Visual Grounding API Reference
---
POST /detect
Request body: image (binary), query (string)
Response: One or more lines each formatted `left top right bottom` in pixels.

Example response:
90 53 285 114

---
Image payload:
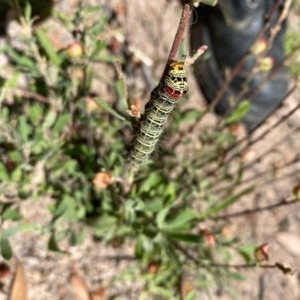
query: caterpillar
130 60 189 170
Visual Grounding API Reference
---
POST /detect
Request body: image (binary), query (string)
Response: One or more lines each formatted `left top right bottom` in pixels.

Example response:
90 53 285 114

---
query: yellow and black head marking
130 60 189 170
163 61 189 99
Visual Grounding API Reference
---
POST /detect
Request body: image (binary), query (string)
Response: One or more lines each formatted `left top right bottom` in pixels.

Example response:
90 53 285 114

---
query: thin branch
167 4 193 62
210 197 298 220
17 88 50 103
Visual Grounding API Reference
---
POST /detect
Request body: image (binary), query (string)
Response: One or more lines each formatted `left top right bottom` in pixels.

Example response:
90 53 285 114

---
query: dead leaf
93 172 113 190
70 273 91 300
200 228 215 247
255 243 270 263
85 96 99 113
276 232 300 257
293 183 300 200
126 99 142 119
9 261 27 300
0 262 10 279
275 263 296 275
147 262 160 275
251 38 267 55
91 285 106 300
241 149 256 162
67 41 83 58
181 280 195 298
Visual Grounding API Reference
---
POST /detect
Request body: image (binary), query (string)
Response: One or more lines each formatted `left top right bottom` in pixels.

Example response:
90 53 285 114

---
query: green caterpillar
130 60 189 170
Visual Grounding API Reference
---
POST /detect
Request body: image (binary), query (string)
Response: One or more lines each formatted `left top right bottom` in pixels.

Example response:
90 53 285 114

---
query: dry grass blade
70 273 91 300
9 260 27 300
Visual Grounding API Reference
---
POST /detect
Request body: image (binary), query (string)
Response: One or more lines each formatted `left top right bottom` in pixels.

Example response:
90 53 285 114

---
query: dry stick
269 0 293 46
17 88 50 104
115 61 129 106
165 4 193 64
211 197 298 221
174 242 290 271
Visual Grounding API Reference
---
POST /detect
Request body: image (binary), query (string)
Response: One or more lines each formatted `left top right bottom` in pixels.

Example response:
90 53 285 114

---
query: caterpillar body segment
130 60 188 170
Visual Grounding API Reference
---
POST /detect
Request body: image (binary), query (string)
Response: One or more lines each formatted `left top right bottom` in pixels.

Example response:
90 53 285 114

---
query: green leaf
18 116 32 141
87 215 117 236
43 110 57 130
194 0 218 7
0 162 9 181
2 224 37 238
0 72 20 102
69 229 86 246
5 47 38 73
199 186 254 220
1 106 9 121
185 290 198 300
94 97 126 121
139 173 164 193
162 209 196 231
90 40 106 58
11 167 22 182
156 207 170 228
35 28 62 67
225 270 246 281
225 100 250 124
238 244 256 264
140 198 163 213
50 203 69 223
48 233 61 252
53 113 71 135
54 195 82 221
24 2 32 22
168 232 203 243
0 236 12 260
178 109 203 125
2 207 22 221
28 104 43 125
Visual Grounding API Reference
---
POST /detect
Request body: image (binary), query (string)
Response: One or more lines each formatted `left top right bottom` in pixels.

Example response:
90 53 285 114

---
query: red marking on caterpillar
164 85 188 99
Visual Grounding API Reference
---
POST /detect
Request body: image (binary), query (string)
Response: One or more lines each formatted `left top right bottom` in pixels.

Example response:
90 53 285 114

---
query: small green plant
0 1 298 298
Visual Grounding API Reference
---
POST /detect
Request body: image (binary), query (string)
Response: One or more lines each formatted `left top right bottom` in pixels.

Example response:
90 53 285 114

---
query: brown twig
210 197 298 220
17 88 50 103
160 3 193 81
167 4 193 62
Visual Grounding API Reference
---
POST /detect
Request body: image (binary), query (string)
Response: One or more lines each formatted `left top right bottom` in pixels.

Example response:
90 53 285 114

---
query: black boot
190 0 289 132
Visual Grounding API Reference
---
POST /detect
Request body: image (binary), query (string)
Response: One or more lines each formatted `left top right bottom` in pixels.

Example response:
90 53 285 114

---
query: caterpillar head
164 61 189 99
